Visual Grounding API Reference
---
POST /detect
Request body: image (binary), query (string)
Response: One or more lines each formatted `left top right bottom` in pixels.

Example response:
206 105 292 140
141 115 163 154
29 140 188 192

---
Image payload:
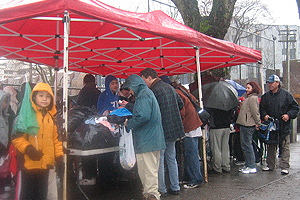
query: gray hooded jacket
0 90 10 148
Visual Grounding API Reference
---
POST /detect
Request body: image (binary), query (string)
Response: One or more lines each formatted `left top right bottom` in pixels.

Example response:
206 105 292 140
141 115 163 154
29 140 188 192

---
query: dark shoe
208 169 222 174
148 195 157 200
160 192 167 198
234 161 245 166
168 189 179 195
222 169 231 173
183 183 201 189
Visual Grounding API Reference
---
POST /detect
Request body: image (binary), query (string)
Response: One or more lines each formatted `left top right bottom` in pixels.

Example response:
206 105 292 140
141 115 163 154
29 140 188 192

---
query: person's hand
264 115 270 121
119 100 128 107
124 119 128 126
282 114 289 122
25 145 43 161
103 110 110 116
255 124 260 130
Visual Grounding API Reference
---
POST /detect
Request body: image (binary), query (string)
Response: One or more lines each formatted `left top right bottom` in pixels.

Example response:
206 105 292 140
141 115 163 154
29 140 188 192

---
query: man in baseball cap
267 74 281 83
260 74 299 175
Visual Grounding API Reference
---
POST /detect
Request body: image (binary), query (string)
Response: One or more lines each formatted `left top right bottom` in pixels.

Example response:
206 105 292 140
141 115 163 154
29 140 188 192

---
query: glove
25 145 43 161
55 156 64 178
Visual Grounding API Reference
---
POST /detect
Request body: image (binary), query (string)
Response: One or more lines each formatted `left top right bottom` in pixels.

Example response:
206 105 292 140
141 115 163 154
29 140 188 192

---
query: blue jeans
158 142 180 193
240 126 256 168
183 137 203 185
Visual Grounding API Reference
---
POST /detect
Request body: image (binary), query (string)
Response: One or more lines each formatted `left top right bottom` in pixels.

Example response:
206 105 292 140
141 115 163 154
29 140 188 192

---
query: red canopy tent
0 0 261 78
0 0 262 195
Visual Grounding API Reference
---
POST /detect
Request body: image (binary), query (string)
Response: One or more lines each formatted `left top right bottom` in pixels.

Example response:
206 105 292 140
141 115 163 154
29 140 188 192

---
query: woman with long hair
236 81 262 174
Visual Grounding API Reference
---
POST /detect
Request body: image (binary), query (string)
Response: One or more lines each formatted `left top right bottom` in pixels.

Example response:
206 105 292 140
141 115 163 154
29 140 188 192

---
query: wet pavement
66 134 300 200
5 134 300 199
168 134 300 200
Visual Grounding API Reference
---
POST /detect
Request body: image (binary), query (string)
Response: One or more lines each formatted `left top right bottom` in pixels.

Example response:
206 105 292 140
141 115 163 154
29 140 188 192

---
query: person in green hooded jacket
123 74 165 200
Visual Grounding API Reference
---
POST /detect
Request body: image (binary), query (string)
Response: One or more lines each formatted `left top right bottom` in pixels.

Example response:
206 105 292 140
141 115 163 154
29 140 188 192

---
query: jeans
158 142 180 193
183 137 203 185
240 126 256 168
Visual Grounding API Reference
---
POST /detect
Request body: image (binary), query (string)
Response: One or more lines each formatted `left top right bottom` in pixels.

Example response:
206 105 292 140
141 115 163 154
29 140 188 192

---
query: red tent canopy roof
0 0 262 78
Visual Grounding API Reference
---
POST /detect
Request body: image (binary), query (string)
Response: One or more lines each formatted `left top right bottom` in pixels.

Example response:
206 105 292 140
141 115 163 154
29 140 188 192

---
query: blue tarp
109 108 132 117
225 80 246 97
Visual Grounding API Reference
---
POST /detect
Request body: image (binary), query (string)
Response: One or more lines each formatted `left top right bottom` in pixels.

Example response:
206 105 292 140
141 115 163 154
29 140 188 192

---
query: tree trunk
172 0 237 39
171 0 201 31
206 0 236 39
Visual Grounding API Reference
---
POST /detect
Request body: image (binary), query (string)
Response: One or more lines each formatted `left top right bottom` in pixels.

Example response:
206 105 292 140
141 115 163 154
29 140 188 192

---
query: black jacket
77 83 101 108
206 107 234 129
260 88 299 138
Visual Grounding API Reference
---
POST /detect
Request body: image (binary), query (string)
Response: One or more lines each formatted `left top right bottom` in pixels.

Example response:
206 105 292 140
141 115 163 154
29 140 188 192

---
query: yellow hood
31 82 56 116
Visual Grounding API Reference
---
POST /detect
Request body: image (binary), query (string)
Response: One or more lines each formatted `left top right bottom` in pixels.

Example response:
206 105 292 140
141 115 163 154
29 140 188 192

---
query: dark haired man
76 74 101 186
140 68 184 196
77 74 101 108
260 74 299 175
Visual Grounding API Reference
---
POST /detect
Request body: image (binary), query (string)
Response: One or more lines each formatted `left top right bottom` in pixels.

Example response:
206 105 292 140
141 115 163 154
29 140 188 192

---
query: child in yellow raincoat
12 82 63 200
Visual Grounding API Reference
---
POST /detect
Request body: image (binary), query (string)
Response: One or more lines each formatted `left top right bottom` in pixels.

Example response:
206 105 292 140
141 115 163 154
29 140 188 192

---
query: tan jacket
236 94 261 127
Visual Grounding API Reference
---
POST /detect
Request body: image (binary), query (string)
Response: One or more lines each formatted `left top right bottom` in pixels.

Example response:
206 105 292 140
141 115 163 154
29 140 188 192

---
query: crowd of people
0 72 299 200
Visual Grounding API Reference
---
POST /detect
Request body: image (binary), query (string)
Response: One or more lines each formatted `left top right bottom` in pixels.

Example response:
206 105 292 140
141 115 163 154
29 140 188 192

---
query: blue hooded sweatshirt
97 75 119 114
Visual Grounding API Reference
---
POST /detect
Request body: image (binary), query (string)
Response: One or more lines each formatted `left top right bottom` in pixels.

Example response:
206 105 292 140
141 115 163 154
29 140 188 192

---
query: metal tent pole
195 48 208 182
259 63 264 94
62 11 70 200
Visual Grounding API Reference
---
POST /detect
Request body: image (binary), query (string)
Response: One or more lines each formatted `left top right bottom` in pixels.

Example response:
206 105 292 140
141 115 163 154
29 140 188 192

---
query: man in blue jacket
141 68 184 197
97 75 119 115
260 74 299 175
123 74 165 200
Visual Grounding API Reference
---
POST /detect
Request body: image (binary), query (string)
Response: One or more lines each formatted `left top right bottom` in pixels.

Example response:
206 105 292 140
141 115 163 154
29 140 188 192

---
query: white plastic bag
119 126 136 170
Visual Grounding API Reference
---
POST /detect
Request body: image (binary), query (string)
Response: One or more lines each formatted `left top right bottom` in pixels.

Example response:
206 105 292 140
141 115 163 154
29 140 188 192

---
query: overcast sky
1 0 299 25
261 0 300 25
100 0 300 26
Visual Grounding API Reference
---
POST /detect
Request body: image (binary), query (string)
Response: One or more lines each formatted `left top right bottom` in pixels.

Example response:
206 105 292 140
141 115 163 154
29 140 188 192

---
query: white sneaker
241 167 257 174
238 166 246 172
4 186 11 192
281 169 289 175
262 166 273 171
183 183 201 189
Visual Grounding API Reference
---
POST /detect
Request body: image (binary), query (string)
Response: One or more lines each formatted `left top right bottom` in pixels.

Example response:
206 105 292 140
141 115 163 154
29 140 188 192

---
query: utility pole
278 26 297 92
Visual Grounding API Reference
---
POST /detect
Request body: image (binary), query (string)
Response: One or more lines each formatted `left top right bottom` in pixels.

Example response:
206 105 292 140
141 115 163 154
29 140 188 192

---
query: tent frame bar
195 48 208 183
62 11 70 200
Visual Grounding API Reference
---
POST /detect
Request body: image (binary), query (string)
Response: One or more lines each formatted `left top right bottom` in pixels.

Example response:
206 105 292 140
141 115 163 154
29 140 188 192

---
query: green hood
122 74 147 96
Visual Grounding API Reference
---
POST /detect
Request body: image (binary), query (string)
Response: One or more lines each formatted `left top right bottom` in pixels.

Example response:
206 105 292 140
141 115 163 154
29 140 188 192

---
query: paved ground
164 134 300 200
66 134 300 200
5 134 300 200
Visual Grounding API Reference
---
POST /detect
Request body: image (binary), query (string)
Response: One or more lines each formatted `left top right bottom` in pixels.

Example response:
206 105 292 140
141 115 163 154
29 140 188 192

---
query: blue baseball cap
267 74 280 83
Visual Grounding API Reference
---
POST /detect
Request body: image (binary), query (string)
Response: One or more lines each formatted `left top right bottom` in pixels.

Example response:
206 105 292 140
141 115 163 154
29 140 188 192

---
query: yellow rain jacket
13 82 63 170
